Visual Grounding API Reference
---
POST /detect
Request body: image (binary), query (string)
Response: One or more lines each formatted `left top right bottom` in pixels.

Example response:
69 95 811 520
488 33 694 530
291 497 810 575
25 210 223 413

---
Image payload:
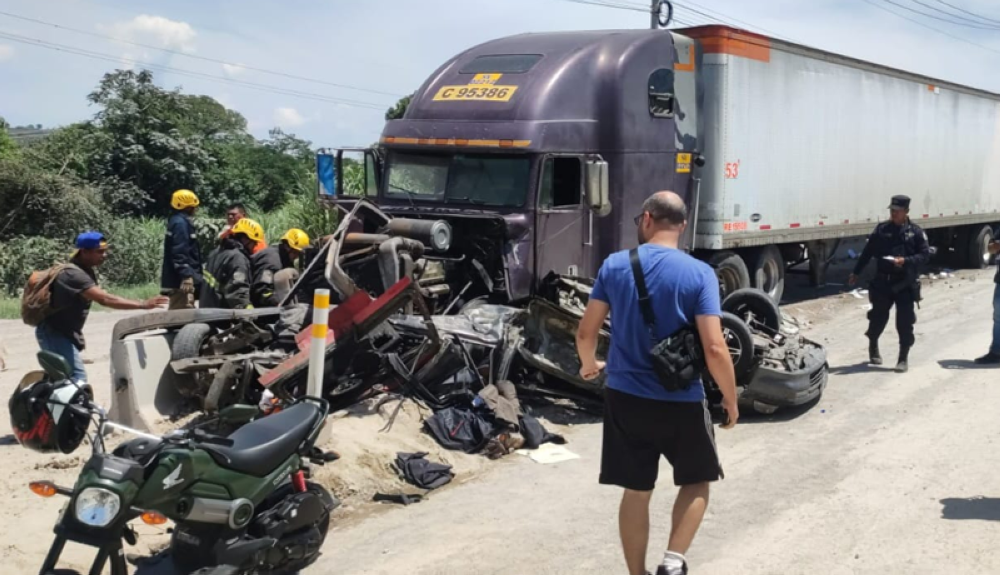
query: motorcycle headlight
75 487 121 527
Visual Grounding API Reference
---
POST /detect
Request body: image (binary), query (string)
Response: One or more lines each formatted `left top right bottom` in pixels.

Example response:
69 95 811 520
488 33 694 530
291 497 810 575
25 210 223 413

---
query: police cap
888 195 910 210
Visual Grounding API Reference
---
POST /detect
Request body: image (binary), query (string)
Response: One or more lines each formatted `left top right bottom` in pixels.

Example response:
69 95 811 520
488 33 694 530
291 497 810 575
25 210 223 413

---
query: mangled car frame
110 199 828 433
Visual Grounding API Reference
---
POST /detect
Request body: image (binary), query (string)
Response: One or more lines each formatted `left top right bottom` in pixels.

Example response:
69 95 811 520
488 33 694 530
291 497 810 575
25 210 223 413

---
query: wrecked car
109 198 824 435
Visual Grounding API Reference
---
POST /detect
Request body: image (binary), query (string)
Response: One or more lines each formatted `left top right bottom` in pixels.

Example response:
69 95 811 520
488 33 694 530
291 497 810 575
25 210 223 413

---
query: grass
0 281 162 320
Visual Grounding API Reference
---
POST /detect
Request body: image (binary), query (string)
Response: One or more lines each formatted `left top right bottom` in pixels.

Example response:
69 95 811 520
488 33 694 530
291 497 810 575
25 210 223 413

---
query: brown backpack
21 264 69 327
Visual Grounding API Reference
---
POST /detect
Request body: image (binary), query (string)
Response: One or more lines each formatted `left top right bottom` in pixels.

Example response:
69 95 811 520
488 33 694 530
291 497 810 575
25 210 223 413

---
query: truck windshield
386 151 530 207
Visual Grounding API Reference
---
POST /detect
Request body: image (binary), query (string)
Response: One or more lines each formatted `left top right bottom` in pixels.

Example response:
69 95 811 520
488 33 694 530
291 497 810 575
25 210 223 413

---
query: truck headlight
75 487 121 527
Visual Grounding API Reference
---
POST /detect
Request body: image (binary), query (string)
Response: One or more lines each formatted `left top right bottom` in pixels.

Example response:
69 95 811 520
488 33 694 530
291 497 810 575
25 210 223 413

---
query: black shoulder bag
629 248 705 392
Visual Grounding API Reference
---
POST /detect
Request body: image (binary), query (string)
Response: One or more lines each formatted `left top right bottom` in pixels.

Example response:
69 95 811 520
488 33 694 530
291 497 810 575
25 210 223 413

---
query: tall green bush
101 218 164 286
0 236 66 296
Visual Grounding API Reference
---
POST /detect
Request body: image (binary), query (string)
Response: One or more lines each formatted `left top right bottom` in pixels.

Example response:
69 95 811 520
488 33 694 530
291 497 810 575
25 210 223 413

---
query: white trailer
684 26 1000 300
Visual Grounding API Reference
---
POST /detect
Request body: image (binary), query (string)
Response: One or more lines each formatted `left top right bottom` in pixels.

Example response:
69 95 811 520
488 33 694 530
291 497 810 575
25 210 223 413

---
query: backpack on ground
21 264 69 327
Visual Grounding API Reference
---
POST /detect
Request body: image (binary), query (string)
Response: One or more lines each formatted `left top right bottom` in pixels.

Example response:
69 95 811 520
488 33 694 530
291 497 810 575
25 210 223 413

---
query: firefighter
220 203 266 254
251 228 311 307
849 195 930 373
200 218 263 309
161 189 203 310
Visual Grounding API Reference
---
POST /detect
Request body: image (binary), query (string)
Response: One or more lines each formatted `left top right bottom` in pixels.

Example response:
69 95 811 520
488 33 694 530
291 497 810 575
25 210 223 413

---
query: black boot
869 340 882 365
895 346 910 373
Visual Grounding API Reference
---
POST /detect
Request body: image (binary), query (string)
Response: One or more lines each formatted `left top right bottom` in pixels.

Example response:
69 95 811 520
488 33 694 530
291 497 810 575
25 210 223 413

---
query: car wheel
171 323 214 397
722 288 782 334
721 311 755 376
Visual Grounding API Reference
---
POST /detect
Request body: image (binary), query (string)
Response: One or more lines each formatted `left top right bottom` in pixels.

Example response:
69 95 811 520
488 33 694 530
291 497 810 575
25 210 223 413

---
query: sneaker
974 352 1000 365
894 360 908 373
656 563 689 575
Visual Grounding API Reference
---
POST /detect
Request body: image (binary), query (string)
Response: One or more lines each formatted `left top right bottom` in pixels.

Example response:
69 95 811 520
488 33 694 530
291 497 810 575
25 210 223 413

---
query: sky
1 0 999 148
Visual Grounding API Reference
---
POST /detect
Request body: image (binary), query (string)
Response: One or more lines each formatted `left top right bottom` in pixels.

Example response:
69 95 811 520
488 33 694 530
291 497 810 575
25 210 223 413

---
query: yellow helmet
170 189 200 210
280 228 310 252
231 218 265 243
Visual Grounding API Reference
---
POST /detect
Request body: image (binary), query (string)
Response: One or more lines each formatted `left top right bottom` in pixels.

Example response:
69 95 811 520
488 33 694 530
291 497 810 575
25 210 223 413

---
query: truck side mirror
585 159 611 216
317 148 381 200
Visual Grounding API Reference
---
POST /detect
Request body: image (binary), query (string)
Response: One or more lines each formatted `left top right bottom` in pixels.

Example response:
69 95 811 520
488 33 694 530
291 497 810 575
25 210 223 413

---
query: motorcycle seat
201 402 322 477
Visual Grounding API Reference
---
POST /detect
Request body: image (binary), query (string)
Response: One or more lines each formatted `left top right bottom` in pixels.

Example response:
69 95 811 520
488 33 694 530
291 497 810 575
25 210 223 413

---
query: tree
203 127 315 213
385 94 413 121
87 70 218 213
0 117 16 160
182 95 247 136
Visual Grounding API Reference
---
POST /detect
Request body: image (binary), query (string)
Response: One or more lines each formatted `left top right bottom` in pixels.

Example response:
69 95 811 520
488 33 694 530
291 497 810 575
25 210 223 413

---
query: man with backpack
575 191 738 575
31 232 168 383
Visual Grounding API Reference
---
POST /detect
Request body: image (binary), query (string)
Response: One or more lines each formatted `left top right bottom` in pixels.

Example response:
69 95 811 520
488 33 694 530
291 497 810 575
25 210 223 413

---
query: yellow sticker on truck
676 153 692 173
433 73 518 102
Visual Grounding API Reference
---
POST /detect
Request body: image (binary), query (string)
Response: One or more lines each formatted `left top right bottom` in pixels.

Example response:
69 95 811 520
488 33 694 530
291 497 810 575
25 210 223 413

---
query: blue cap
75 231 107 250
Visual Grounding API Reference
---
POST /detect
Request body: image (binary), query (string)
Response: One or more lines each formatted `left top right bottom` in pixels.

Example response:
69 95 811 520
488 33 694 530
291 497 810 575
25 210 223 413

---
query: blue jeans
992 283 1000 355
35 324 87 383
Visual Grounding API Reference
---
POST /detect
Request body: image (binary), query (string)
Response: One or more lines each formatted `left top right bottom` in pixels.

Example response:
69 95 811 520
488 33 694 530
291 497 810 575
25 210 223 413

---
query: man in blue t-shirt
576 191 739 575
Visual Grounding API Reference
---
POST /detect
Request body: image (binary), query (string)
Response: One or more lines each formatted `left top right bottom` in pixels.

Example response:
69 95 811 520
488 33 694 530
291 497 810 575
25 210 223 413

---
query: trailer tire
721 311 755 377
171 323 214 397
722 288 782 334
966 225 995 270
707 251 751 300
745 245 785 303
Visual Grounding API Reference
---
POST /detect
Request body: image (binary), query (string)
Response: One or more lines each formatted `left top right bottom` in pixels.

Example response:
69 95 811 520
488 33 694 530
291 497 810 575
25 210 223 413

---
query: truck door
535 155 594 282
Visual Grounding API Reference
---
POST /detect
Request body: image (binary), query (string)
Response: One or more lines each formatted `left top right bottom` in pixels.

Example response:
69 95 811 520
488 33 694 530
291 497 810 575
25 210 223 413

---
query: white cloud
273 107 306 128
0 44 13 62
105 15 197 53
222 63 246 77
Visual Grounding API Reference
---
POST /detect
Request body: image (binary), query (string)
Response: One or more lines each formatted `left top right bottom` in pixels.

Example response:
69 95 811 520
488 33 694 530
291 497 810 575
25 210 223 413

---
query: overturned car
109 200 827 432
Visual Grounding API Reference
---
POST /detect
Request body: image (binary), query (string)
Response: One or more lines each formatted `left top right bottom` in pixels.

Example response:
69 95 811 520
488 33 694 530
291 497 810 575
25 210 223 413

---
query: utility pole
651 1 672 29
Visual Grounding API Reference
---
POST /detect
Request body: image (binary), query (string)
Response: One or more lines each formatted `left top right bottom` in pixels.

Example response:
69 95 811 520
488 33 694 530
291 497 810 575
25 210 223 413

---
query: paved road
313 268 1000 575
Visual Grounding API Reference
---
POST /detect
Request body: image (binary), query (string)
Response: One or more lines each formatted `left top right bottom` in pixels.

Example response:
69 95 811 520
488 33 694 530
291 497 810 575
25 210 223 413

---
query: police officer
849 195 930 373
251 228 310 307
201 218 264 309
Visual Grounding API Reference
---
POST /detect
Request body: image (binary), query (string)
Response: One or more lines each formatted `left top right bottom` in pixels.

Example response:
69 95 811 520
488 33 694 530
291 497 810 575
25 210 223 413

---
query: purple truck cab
322 29 700 308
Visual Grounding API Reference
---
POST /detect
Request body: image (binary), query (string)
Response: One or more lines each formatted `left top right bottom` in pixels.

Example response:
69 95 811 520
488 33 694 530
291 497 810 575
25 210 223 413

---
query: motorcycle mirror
219 404 259 424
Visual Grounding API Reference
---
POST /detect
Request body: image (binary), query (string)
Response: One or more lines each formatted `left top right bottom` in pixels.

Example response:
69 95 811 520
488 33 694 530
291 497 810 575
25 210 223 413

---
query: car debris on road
109 199 829 461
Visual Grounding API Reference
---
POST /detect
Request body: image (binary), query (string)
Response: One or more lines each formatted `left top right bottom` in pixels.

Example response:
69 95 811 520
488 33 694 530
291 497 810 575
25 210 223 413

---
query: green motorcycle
13 351 339 575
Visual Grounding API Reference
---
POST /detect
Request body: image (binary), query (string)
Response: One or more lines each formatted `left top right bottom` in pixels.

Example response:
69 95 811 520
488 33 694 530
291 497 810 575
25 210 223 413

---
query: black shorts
600 387 723 491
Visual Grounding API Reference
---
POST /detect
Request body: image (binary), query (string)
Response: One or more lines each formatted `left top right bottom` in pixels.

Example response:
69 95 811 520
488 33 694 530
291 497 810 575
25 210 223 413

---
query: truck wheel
721 311 755 376
723 288 782 333
171 323 214 397
707 251 751 300
745 245 785 304
966 225 995 269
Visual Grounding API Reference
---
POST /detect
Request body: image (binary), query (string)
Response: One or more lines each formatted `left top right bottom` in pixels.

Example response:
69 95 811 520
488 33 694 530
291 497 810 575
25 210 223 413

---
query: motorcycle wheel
254 481 337 575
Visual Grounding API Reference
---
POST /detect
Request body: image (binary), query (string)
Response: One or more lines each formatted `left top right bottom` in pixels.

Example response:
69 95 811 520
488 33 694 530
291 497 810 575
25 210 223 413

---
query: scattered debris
373 493 424 506
392 452 454 490
517 443 580 464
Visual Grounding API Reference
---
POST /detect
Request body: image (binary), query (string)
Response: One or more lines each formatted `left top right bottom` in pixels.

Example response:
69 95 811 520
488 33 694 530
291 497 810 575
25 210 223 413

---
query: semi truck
318 25 1000 305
